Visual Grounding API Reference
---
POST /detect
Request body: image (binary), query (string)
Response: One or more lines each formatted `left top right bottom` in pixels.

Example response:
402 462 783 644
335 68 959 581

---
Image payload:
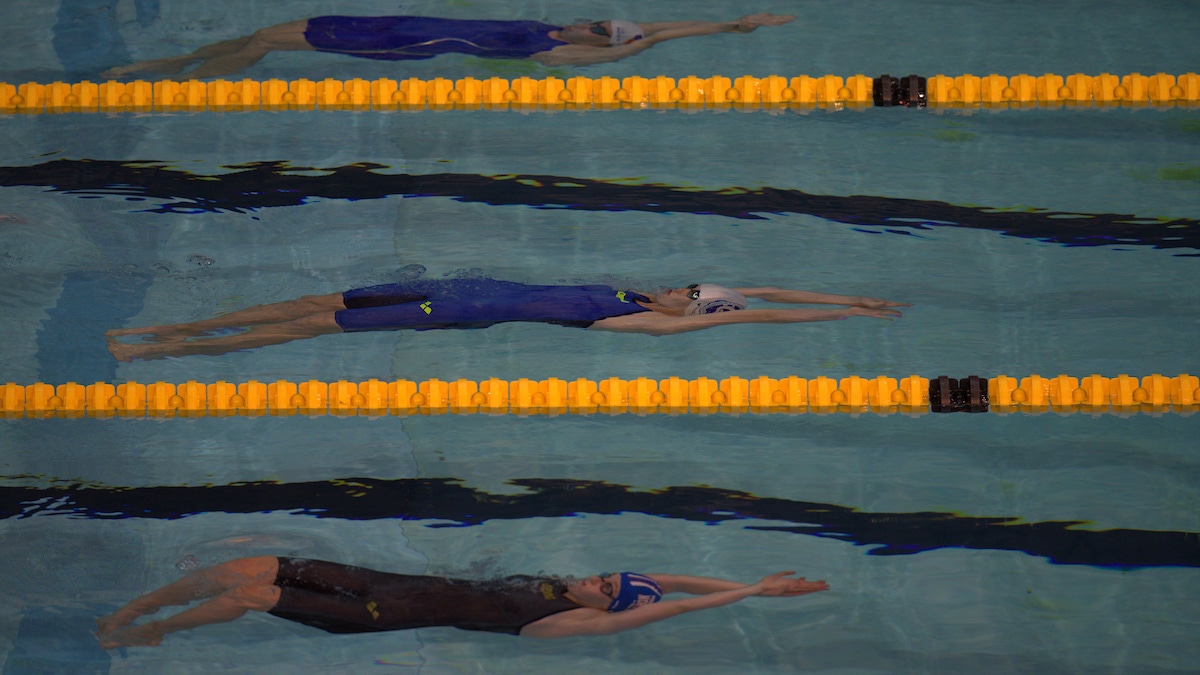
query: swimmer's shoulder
530 40 653 66
589 312 675 334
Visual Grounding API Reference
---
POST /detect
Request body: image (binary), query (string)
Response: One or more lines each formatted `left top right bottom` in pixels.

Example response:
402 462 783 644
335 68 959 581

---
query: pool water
0 1 1197 673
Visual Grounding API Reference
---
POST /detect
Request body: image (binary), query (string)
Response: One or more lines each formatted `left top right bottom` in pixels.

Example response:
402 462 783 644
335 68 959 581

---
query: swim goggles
599 574 616 599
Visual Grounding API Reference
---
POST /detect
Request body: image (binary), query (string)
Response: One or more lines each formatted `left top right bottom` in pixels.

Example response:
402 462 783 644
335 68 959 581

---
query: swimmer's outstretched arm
531 39 656 66
532 13 794 66
648 573 828 597
639 14 796 39
646 574 760 595
521 572 828 638
735 287 911 309
591 306 903 336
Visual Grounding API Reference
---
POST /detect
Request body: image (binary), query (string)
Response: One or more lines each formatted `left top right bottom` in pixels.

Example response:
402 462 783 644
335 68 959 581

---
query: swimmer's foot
106 326 195 342
107 325 249 346
107 337 171 362
848 307 903 320
95 608 144 636
101 57 196 79
107 339 137 362
97 623 164 649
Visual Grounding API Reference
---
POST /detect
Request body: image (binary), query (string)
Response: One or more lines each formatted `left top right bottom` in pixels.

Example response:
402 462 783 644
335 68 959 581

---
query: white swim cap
684 284 747 315
608 20 645 45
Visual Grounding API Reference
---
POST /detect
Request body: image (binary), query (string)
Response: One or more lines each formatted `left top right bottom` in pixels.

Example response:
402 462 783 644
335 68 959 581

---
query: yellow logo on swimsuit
539 582 556 600
420 301 432 314
615 291 628 303
366 601 380 620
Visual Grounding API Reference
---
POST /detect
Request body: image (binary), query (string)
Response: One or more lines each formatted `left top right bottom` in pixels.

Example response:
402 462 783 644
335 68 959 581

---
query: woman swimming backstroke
101 13 795 78
96 556 829 648
106 278 908 361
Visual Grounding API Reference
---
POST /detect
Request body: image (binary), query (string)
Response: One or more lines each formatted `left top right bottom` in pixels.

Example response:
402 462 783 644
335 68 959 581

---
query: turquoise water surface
0 1 1198 673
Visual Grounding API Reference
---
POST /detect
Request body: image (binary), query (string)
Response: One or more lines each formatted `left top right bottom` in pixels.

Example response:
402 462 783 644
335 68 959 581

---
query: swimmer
100 14 795 78
105 278 908 360
96 556 829 648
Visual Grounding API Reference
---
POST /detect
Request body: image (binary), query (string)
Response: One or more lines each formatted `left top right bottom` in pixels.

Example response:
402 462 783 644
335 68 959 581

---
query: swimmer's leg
101 36 254 78
103 19 313 79
185 19 314 78
108 311 343 361
96 556 279 640
106 292 345 342
99 582 280 649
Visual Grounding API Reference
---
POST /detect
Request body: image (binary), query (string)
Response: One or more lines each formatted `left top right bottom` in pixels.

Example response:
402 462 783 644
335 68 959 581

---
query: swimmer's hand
754 572 830 597
844 306 903 320
732 14 796 32
853 297 912 310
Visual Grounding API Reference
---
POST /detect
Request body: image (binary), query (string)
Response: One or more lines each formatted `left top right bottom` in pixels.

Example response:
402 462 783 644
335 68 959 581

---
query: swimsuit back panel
267 558 580 635
335 279 650 332
304 16 564 61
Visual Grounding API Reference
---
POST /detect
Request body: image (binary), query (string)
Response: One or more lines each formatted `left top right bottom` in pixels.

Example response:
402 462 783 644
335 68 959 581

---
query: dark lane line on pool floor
1 159 1197 252
1 476 1195 570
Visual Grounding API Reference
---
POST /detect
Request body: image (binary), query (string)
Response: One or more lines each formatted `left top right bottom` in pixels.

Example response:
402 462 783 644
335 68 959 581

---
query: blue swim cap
607 572 663 612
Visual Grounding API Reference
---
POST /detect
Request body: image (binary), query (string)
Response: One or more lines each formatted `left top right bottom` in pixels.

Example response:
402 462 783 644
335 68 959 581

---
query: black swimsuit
267 558 582 635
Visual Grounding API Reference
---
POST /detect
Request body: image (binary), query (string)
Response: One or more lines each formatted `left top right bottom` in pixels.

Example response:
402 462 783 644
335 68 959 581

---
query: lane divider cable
1 373 1196 418
2 72 1197 114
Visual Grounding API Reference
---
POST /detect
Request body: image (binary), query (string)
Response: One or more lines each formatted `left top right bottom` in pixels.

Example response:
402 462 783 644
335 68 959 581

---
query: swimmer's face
567 573 620 609
648 285 700 315
559 21 613 46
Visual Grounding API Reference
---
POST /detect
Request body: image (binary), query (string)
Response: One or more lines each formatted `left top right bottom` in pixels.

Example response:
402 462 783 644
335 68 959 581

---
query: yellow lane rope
2 72 1198 114
2 374 1196 418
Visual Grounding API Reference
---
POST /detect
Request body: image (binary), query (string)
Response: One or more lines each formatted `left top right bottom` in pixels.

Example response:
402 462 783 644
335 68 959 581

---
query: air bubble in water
397 264 426 280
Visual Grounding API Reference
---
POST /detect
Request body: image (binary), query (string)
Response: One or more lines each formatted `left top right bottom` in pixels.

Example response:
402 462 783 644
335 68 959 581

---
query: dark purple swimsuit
304 16 565 61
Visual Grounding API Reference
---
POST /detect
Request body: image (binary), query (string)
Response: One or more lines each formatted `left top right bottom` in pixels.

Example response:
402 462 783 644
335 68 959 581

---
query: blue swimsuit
304 16 565 61
334 279 651 332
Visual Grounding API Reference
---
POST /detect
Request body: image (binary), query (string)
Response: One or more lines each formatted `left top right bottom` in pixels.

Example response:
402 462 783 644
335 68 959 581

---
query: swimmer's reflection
97 556 828 647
